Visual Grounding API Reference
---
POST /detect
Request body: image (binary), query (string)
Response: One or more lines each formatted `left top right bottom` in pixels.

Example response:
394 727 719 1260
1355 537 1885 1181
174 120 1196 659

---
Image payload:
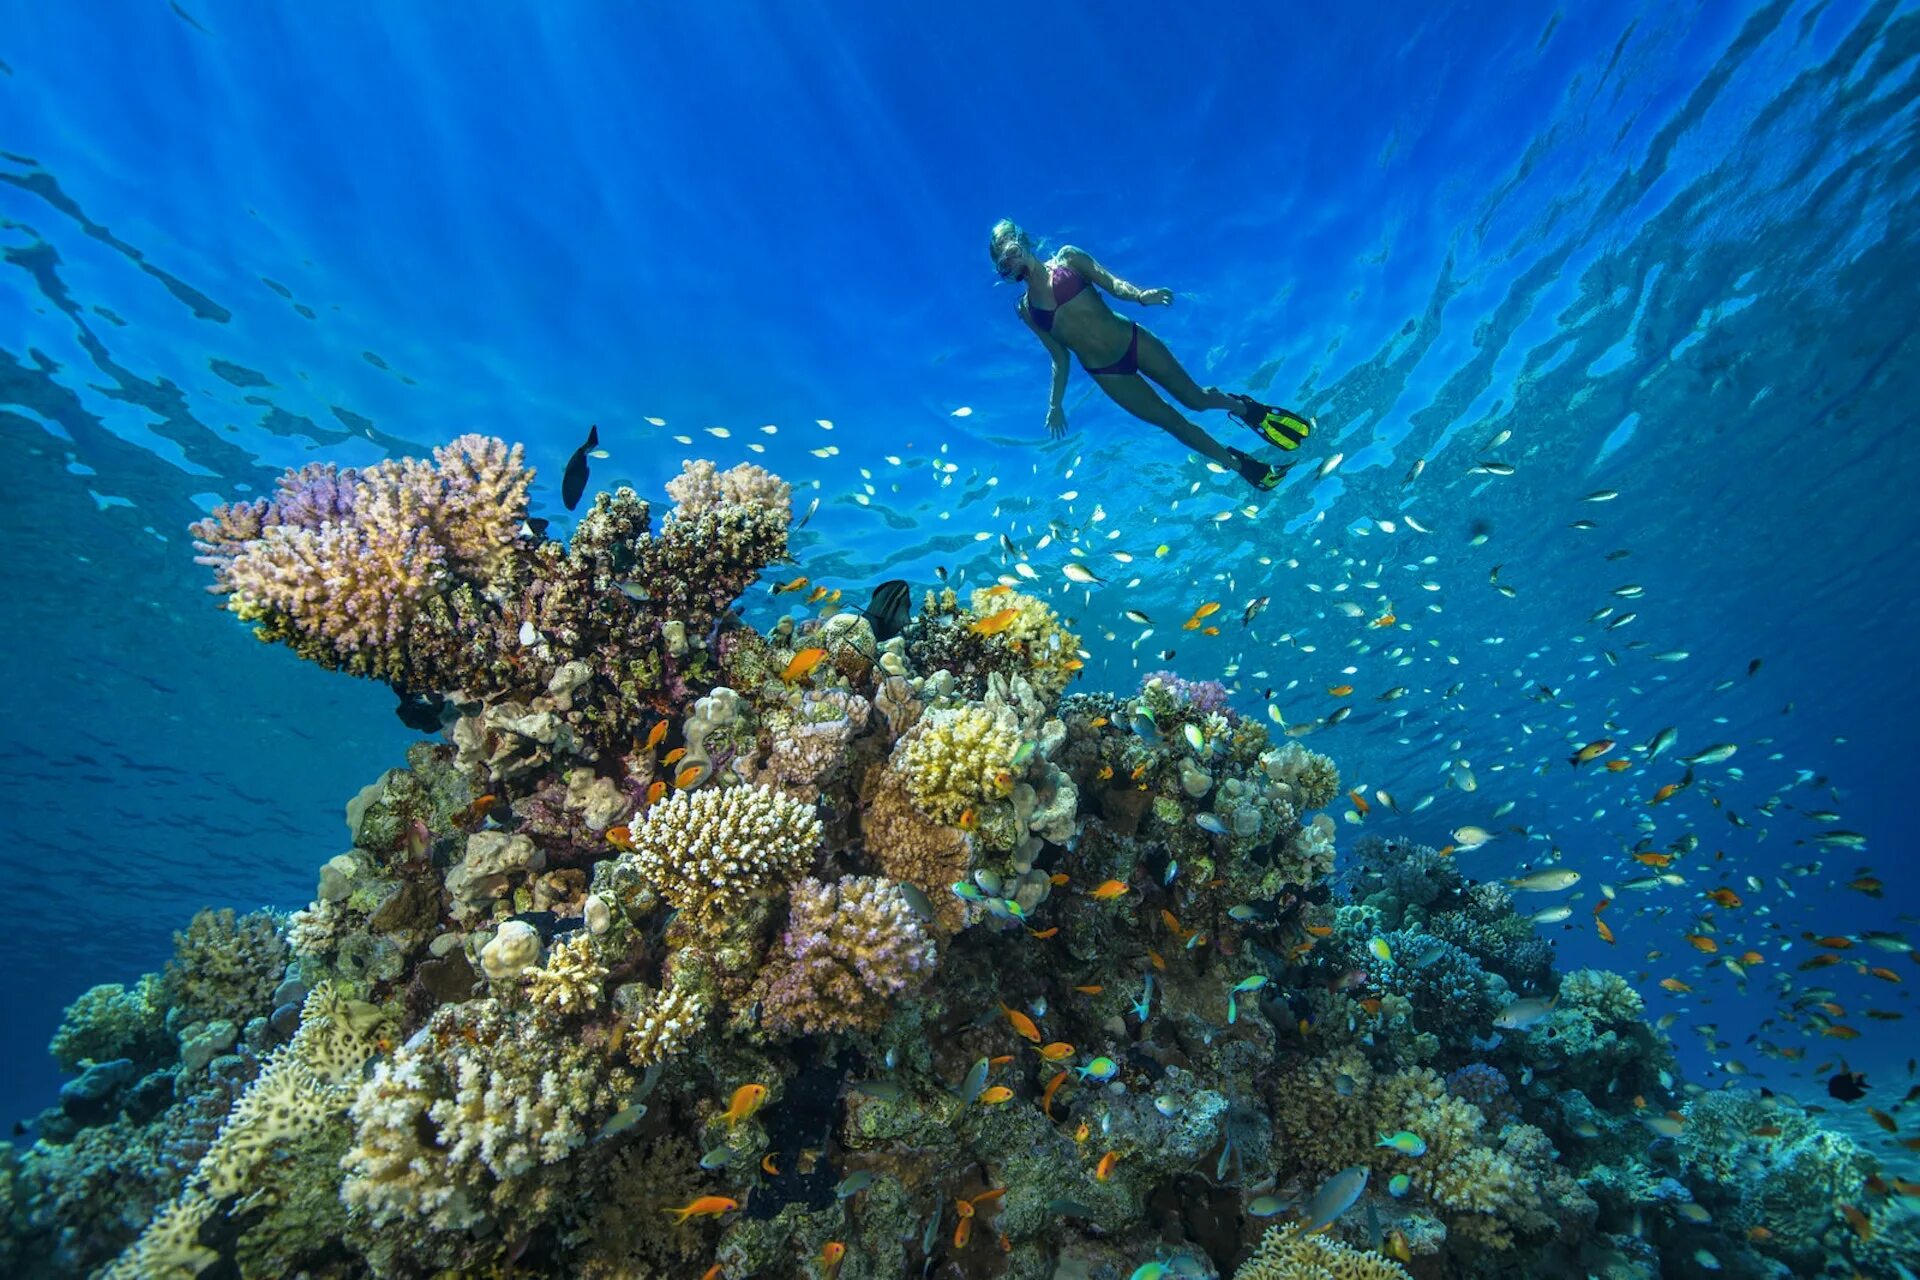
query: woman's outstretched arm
1061 246 1172 306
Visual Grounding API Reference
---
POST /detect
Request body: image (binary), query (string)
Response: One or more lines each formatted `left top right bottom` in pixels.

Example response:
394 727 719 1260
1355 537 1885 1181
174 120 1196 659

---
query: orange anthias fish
971 607 1022 636
1707 888 1743 908
1026 926 1059 940
770 575 808 595
663 746 689 766
1658 977 1692 993
804 585 830 605
663 1196 740 1223
1042 1070 1069 1116
1181 602 1221 630
1649 782 1681 805
720 1083 768 1125
1685 934 1719 954
1632 852 1673 868
645 780 668 806
1327 684 1354 697
1604 758 1633 772
644 719 670 749
977 1086 1015 1105
1349 789 1371 816
1596 918 1616 945
1089 879 1129 900
675 765 707 789
1370 612 1396 628
781 647 829 682
1839 1202 1874 1241
1000 1003 1043 1043
1095 1150 1122 1181
1569 738 1616 767
1037 1042 1075 1061
1073 984 1104 995
1850 876 1884 896
605 825 632 851
818 1241 846 1275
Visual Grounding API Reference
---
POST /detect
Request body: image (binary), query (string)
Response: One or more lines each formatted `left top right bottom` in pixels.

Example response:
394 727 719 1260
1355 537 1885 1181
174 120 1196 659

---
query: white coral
622 783 821 924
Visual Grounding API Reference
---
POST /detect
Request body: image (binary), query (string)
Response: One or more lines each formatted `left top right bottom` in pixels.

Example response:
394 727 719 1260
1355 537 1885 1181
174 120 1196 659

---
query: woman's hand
1138 287 1174 306
1046 405 1069 439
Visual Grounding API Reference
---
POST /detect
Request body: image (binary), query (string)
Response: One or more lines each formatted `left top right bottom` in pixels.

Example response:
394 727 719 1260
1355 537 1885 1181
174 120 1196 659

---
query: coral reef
5 439 1894 1280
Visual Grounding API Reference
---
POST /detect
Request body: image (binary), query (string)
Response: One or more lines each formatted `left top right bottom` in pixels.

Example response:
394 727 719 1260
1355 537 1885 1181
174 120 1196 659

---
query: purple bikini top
1025 263 1088 332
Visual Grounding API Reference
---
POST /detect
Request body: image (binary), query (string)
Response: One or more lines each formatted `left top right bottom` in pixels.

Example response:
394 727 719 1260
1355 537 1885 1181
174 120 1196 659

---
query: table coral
755 876 936 1034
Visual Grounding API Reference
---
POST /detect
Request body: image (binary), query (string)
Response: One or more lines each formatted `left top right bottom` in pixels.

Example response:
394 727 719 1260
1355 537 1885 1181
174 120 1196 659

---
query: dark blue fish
562 423 598 510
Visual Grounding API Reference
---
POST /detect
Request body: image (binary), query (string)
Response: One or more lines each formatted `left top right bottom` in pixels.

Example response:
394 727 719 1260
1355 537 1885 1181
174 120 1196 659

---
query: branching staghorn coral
755 876 937 1034
618 783 822 928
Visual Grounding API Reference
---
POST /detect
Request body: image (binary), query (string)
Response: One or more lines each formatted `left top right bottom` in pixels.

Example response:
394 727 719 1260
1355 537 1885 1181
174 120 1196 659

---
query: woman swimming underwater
990 218 1311 491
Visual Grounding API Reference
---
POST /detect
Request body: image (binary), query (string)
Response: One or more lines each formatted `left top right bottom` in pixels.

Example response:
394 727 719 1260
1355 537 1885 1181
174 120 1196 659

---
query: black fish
860 579 912 642
522 516 551 539
1828 1070 1868 1102
395 690 450 734
562 423 598 511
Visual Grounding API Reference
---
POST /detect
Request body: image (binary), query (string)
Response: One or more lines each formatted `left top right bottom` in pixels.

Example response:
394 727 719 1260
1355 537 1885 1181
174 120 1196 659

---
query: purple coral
190 435 531 651
1142 670 1232 716
758 876 935 1035
1446 1062 1519 1130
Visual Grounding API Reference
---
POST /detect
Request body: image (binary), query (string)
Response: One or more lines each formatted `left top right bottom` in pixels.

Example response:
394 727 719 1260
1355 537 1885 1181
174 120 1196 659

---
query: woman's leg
1134 329 1239 412
1091 372 1237 467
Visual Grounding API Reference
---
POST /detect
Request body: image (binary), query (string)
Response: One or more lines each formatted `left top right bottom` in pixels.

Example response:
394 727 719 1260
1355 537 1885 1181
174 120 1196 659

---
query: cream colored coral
526 934 609 1014
665 458 792 521
895 705 1023 825
622 783 822 925
965 587 1082 702
1235 1223 1413 1279
100 984 389 1279
626 977 708 1067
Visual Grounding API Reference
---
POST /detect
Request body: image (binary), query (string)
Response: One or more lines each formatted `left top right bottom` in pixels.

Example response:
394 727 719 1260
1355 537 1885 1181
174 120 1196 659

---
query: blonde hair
988 218 1036 263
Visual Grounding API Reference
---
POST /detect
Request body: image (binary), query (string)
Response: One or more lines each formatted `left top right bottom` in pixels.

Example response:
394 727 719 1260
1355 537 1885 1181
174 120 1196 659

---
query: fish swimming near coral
1300 1166 1369 1233
662 1195 739 1223
562 423 597 510
858 578 912 641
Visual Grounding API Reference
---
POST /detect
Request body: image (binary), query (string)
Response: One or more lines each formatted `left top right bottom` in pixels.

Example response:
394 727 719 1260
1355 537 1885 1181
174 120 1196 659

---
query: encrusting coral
7 437 1895 1280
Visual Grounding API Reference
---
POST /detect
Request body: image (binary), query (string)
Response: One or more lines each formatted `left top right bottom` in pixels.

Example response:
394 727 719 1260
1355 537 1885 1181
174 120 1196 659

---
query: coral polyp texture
6 439 1906 1280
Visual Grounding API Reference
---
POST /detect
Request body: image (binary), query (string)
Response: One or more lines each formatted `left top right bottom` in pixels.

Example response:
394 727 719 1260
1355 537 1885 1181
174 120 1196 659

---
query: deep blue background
3 0 1916 1140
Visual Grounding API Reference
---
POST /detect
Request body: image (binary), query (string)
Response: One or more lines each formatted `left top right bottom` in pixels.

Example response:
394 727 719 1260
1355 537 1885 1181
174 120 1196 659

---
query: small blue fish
1163 858 1180 886
1227 903 1264 922
1388 1173 1411 1197
897 882 937 923
982 897 1027 921
1131 711 1160 742
1247 1195 1288 1217
1195 812 1229 835
1367 936 1392 964
1128 1265 1169 1280
1231 975 1269 994
1076 1056 1120 1082
1130 974 1154 1023
1011 740 1037 767
1376 1130 1427 1157
950 881 985 903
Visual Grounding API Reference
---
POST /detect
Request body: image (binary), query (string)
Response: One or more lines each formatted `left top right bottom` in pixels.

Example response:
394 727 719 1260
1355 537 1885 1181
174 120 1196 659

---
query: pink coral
191 436 531 652
756 876 935 1035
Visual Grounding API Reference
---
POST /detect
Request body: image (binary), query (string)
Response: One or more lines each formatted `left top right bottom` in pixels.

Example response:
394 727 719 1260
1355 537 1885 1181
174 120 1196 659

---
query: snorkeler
989 219 1312 491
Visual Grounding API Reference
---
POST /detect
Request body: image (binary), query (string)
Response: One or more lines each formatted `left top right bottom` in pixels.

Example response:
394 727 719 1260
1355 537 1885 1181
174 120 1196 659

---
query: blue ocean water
2 0 1916 1263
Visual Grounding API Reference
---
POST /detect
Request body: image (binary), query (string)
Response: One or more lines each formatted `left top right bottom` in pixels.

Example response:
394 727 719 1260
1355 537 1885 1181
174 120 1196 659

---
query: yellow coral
1234 1223 1413 1279
622 783 822 926
625 975 708 1067
526 934 609 1014
966 587 1082 702
896 705 1023 826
